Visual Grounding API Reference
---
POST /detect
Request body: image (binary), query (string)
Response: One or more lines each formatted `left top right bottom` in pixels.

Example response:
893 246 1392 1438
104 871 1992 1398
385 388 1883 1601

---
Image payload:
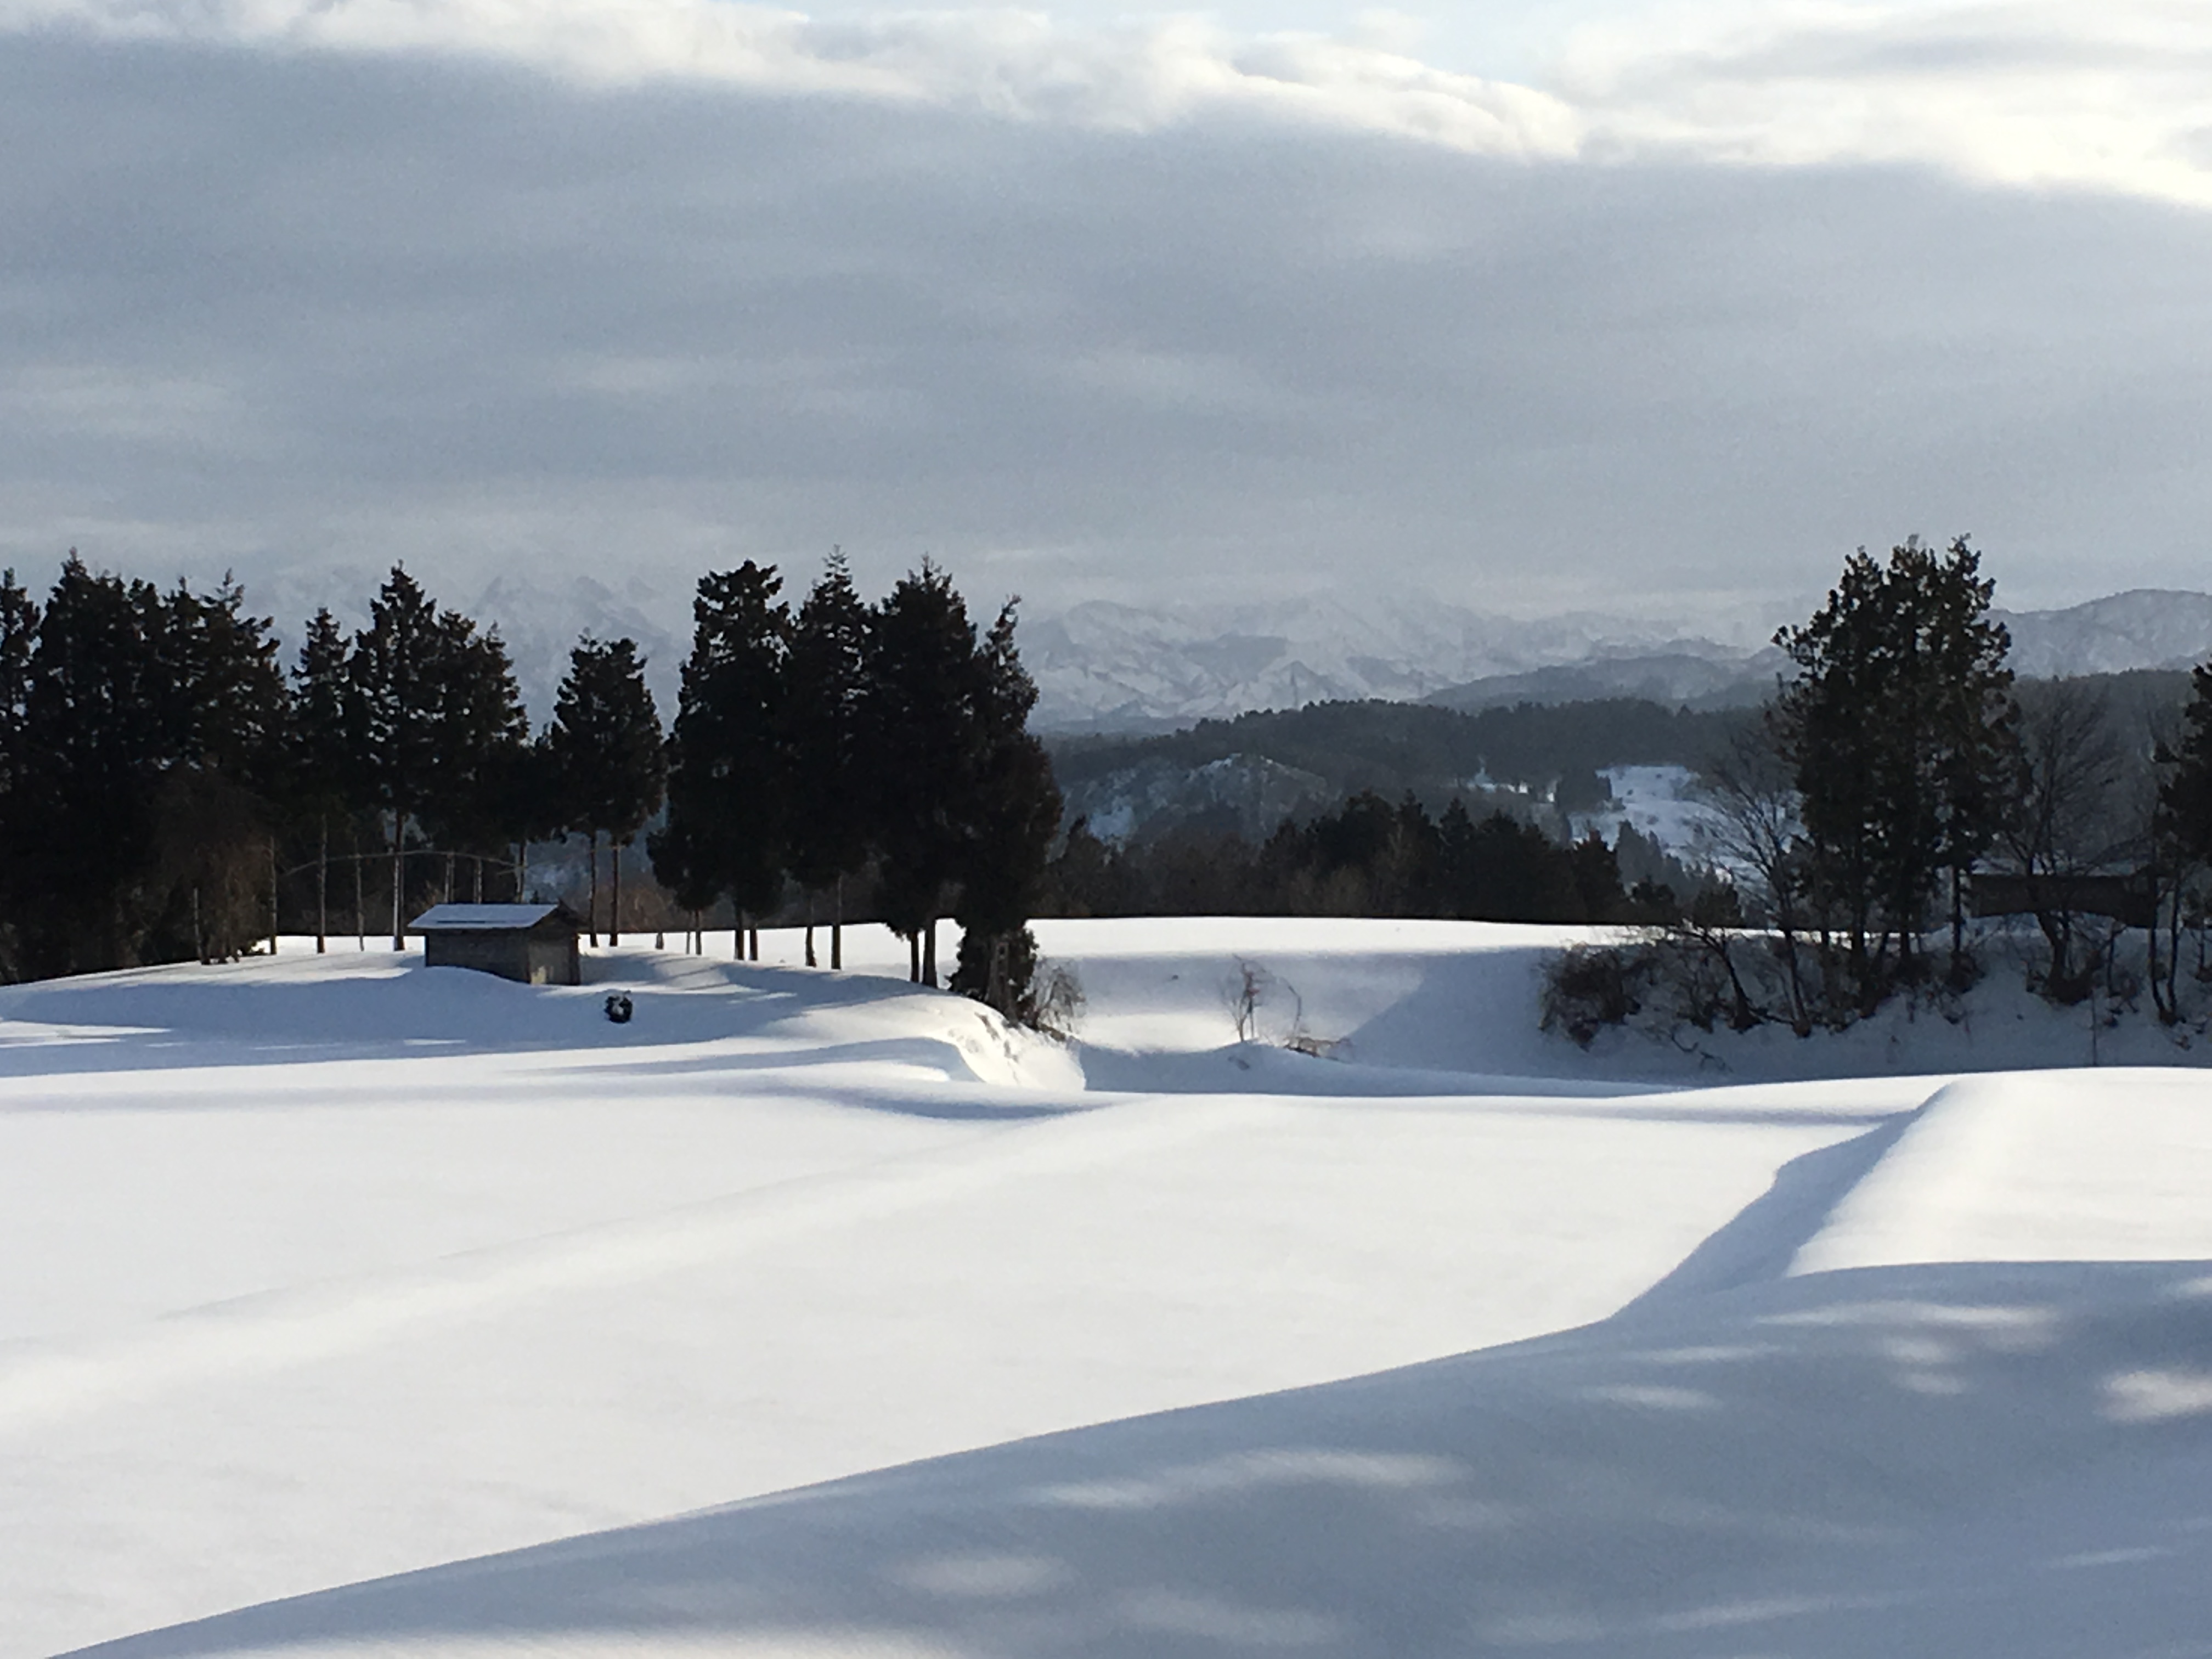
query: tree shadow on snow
0 962 986 1083
72 1259 2212 1659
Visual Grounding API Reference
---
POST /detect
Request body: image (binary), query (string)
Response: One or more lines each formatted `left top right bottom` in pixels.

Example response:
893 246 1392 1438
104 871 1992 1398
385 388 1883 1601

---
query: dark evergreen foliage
348 567 529 944
1040 788 1703 926
862 562 980 985
0 556 289 976
650 563 790 947
1771 537 2017 997
781 555 871 966
949 600 1063 1017
548 636 665 944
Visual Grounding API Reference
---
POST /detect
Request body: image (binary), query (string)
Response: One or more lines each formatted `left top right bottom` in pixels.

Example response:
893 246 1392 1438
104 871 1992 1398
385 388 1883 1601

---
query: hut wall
424 930 580 985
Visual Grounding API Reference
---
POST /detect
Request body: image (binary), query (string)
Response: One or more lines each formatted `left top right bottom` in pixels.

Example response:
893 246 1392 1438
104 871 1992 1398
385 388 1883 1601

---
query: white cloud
0 0 1582 154
6 0 2211 207
1562 0 2212 207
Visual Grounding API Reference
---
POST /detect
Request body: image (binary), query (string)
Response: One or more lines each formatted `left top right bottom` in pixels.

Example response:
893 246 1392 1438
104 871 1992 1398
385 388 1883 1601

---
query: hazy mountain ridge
1993 589 2212 679
1024 591 1782 731
1032 586 2212 730
232 568 2212 735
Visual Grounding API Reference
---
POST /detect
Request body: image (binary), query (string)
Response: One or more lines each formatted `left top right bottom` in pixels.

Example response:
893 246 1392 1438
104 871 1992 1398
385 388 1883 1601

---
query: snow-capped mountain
234 564 2212 735
1021 589 1785 731
1028 587 2212 730
246 564 688 723
1994 590 2212 679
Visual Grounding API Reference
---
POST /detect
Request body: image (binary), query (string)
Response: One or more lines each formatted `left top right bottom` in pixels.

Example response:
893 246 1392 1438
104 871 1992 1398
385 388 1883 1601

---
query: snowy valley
3 920 2208 1657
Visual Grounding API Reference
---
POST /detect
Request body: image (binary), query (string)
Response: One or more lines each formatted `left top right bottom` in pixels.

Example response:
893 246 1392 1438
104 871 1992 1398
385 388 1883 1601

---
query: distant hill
1054 667 2205 847
1995 590 2212 679
1423 650 1786 714
1049 698 1758 843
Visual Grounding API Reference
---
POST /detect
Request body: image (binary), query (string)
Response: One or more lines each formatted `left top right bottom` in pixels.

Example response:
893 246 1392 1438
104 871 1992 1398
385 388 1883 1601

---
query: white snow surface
4 918 2209 1657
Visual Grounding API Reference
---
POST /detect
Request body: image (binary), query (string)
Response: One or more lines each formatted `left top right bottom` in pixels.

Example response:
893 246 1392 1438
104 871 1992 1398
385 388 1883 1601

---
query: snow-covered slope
6 920 2210 1657
1996 588 2212 679
1023 592 1778 731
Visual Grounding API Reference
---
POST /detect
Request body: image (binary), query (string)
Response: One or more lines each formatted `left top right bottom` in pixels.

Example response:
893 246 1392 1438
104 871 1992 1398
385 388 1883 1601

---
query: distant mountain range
241 569 2212 735
1030 588 2212 730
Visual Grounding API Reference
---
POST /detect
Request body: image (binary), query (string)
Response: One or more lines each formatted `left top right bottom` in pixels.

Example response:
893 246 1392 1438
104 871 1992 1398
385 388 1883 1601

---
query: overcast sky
3 0 2209 627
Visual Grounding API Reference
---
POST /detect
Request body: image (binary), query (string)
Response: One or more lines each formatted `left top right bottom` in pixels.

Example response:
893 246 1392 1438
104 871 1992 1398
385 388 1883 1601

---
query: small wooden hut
413 902 583 985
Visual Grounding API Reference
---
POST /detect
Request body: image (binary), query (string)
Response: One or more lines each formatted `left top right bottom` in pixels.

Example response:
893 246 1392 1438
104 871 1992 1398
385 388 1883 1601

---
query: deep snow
1 918 2207 1657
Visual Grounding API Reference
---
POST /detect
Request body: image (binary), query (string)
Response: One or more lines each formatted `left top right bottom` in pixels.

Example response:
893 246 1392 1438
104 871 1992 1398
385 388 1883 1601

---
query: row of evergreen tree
0 555 1060 1016
1045 793 1701 926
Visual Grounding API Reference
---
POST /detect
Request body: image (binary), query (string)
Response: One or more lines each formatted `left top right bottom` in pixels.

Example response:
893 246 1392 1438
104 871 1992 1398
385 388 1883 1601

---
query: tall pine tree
949 599 1062 1018
782 554 871 968
349 567 528 945
863 562 978 985
548 636 665 945
1773 537 2016 998
651 563 788 956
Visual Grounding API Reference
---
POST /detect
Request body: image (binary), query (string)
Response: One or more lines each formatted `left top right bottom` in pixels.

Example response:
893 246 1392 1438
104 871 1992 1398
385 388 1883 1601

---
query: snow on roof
410 903 569 933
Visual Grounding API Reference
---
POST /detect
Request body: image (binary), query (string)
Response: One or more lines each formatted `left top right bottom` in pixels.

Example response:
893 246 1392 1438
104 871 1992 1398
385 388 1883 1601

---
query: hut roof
411 903 574 934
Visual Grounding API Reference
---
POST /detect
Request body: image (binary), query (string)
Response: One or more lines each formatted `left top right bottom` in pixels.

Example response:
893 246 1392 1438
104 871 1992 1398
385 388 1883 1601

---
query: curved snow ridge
0 949 1085 1092
1790 1069 2212 1276
66 1260 2212 1659
0 1095 1265 1435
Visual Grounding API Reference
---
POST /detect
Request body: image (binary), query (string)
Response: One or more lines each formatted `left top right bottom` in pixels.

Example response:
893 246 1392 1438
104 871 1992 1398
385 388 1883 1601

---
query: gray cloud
1 31 2209 633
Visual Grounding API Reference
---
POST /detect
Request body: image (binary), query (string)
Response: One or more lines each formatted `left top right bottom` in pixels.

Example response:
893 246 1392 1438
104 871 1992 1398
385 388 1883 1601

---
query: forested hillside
1049 697 1755 809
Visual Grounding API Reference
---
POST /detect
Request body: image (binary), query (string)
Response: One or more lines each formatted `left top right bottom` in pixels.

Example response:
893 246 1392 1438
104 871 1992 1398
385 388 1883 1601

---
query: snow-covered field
4 919 2210 1657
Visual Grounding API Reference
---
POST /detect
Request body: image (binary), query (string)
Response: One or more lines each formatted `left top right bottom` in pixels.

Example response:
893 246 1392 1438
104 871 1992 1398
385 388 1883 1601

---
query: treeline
1045 791 1703 925
647 557 1058 1017
0 554 1059 1020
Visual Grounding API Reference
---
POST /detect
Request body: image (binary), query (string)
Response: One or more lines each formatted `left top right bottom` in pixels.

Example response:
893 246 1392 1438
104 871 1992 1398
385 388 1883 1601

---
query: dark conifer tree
1773 537 2016 995
149 574 291 960
290 609 358 951
949 599 1061 1017
349 568 443 945
417 608 529 906
782 555 871 969
0 558 288 974
548 636 665 945
349 567 529 945
651 563 788 957
0 571 39 978
863 562 978 985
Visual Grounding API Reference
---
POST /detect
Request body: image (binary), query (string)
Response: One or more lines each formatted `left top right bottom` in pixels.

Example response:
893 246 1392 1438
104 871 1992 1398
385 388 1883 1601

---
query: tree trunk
390 815 406 950
922 917 936 987
611 842 622 947
749 926 759 962
444 850 455 906
269 838 280 957
316 817 328 955
805 892 816 968
736 911 746 958
472 855 483 904
354 838 365 952
588 832 600 946
832 876 843 971
908 930 919 982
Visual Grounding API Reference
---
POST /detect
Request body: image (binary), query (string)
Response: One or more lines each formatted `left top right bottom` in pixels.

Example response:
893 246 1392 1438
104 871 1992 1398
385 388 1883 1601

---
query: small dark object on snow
603 992 634 1024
